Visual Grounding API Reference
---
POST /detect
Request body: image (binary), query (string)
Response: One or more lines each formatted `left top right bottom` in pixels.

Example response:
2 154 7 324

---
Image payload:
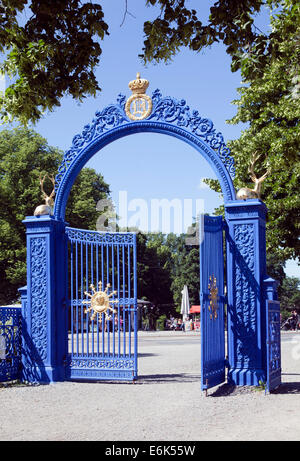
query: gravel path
0 331 299 441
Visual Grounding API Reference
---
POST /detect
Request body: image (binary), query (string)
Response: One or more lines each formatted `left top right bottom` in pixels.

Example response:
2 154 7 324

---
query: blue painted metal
200 215 226 391
53 90 236 221
20 91 276 389
0 306 22 382
65 227 138 381
22 216 67 383
225 200 269 386
266 300 281 392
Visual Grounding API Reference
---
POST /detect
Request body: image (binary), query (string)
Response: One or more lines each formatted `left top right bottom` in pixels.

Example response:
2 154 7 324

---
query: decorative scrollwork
69 357 134 370
55 96 128 192
233 223 257 365
54 88 235 193
0 307 22 381
149 89 235 179
66 227 135 245
150 89 190 125
30 237 48 361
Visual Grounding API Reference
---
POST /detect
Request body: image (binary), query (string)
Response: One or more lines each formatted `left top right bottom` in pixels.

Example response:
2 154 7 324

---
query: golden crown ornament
125 72 152 121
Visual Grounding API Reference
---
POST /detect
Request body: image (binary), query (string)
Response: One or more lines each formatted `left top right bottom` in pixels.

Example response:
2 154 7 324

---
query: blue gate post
22 215 67 383
225 199 270 386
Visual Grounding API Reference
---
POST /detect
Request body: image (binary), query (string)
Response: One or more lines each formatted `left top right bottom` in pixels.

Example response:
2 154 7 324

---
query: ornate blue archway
20 83 280 391
53 89 236 220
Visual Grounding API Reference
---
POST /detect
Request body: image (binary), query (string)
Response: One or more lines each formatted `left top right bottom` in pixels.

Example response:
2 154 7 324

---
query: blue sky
3 1 299 277
35 0 246 217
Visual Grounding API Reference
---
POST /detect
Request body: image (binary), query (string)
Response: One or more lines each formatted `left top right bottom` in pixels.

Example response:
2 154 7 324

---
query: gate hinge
220 294 227 304
200 292 204 305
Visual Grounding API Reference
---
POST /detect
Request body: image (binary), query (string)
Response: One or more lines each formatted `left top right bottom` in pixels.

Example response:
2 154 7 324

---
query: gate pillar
22 215 67 383
225 199 269 386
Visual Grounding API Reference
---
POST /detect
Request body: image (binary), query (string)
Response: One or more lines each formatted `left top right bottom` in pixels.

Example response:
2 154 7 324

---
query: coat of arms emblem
125 72 152 121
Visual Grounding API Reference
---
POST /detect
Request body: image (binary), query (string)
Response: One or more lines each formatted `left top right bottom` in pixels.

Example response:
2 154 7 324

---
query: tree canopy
206 0 300 262
0 127 110 303
0 0 109 124
0 0 288 125
142 0 266 68
280 277 300 312
0 0 298 307
134 230 200 322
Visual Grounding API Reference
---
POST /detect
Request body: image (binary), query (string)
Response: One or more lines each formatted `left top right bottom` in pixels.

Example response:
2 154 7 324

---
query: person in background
291 310 299 331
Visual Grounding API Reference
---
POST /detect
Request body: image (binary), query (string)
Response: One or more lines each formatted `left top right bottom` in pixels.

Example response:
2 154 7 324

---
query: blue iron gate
0 306 22 382
66 227 138 381
200 215 226 391
266 300 281 392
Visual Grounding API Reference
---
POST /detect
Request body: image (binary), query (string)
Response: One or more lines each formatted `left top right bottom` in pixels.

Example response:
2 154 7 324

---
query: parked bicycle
281 311 300 331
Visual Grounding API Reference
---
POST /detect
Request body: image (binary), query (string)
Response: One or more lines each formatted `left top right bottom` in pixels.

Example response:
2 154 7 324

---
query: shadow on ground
138 353 158 357
137 373 200 384
208 377 300 397
272 381 300 394
208 383 253 397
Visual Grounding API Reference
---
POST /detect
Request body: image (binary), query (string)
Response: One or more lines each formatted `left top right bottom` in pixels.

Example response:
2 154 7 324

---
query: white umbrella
180 285 190 323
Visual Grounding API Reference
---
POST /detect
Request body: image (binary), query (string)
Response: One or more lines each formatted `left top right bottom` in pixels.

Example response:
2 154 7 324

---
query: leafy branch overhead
0 0 293 125
142 0 264 68
207 1 300 261
141 0 299 92
0 127 110 304
0 0 109 124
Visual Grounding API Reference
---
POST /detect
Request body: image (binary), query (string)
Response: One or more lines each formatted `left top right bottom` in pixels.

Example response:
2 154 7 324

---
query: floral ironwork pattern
233 224 257 365
266 301 281 391
0 307 22 382
66 227 135 245
69 357 134 369
150 89 235 178
55 89 235 192
30 236 48 361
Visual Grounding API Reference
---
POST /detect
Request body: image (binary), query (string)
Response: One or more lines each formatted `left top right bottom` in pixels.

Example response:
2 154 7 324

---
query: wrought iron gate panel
200 215 226 391
0 306 22 382
266 300 281 392
66 227 137 381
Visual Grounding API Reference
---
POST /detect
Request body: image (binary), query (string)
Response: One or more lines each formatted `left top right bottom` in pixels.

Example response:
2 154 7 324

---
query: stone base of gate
21 364 65 384
227 368 266 387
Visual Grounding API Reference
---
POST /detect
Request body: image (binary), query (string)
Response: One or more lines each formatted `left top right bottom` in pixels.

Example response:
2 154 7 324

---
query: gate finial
236 152 270 200
34 174 55 216
128 72 149 94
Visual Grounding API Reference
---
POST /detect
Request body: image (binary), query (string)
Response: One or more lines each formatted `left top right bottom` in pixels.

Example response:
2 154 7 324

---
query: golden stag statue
236 153 270 200
34 174 55 216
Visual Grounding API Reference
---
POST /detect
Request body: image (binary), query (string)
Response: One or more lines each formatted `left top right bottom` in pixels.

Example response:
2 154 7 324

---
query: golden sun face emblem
82 282 118 321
